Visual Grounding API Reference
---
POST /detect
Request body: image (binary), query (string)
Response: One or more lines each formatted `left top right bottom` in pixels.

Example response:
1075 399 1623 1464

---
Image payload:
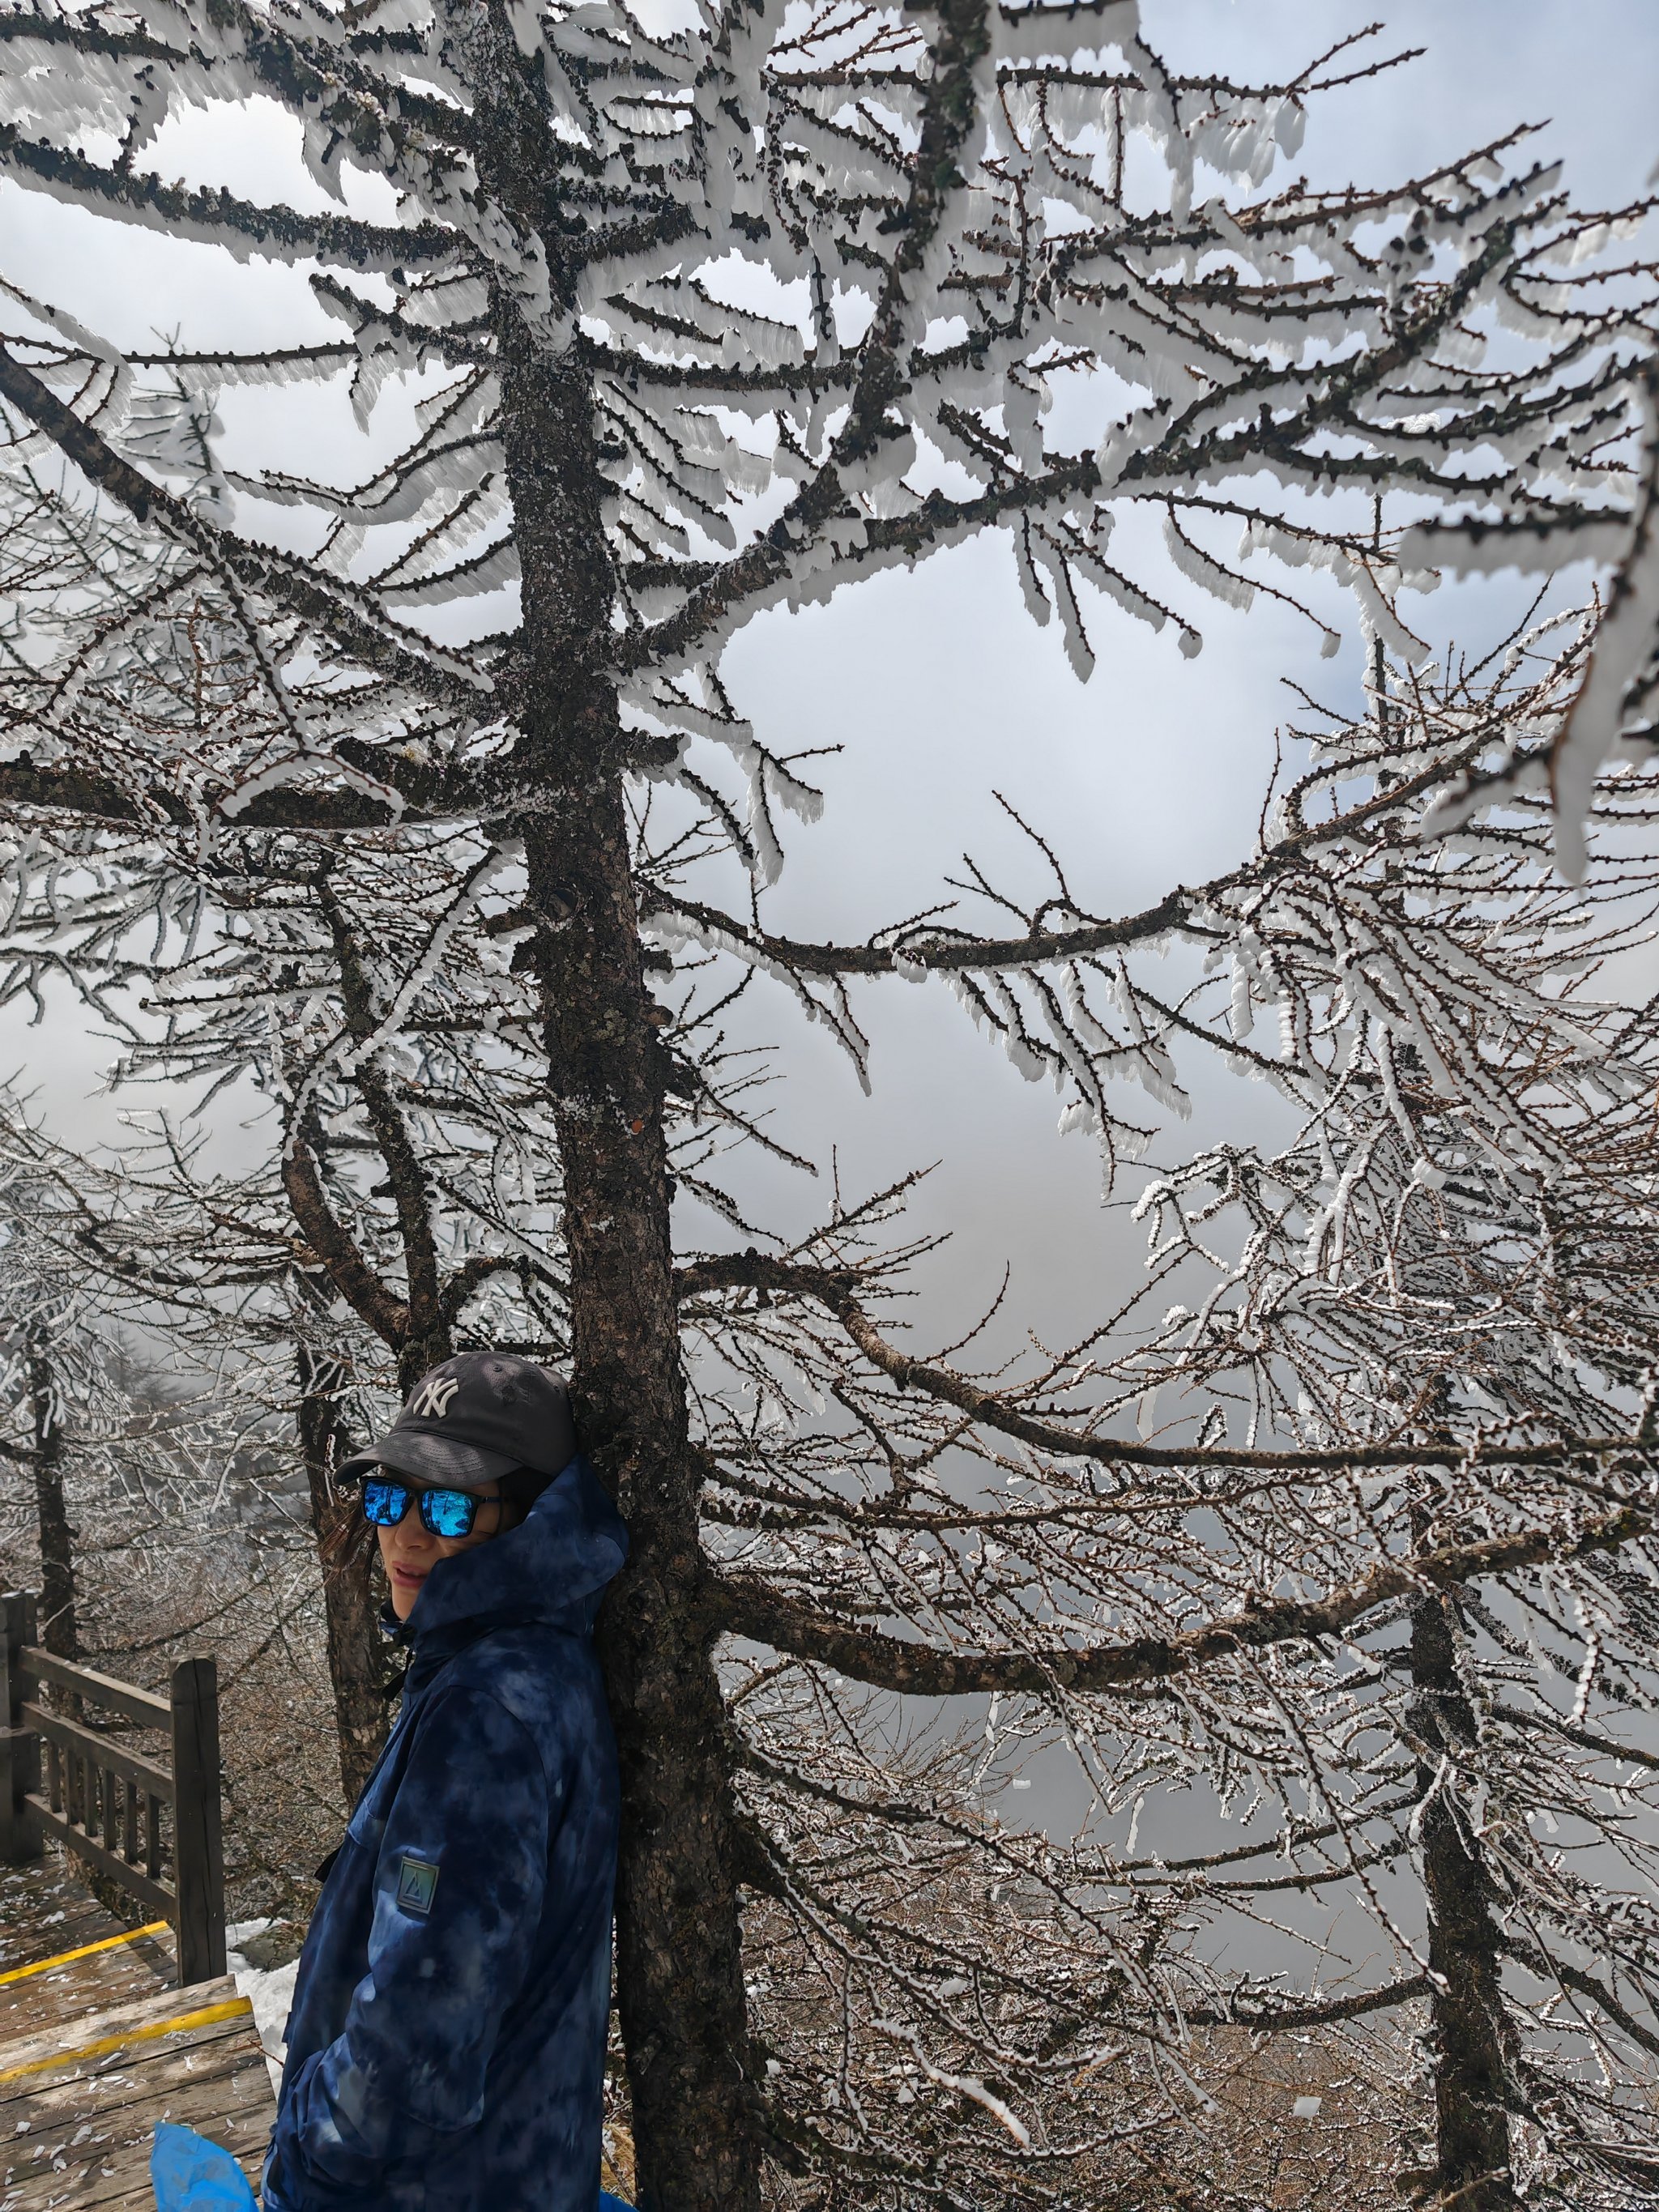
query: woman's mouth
391 1563 427 1590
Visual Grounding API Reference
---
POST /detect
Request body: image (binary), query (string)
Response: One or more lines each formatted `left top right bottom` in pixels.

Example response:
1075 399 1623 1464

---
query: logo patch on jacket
394 1855 440 1916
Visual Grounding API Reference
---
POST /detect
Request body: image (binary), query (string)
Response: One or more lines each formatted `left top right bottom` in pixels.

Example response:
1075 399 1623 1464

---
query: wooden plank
12 2099 269 2212
1 2090 269 2212
0 1854 173 2048
0 1930 173 2046
0 2011 268 2139
15 1658 168 1733
0 2037 271 2210
22 1808 173 1924
0 2003 262 2132
0 1926 170 1994
0 1735 39 1877
0 1995 251 2101
0 1976 273 2212
167 1664 223 1987
0 1864 128 1977
0 1907 113 1980
0 1975 247 2095
0 1601 42 1869
0 2031 267 2165
15 1722 168 1814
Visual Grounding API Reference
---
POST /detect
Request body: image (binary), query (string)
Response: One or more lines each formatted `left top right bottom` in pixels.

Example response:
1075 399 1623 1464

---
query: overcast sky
2 0 1655 1362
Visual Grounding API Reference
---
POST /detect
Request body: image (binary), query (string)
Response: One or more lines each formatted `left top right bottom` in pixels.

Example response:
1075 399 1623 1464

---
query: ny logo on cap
409 1374 461 1420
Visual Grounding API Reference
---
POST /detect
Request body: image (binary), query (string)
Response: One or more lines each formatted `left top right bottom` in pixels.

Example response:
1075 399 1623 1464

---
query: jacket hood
405 1453 627 1645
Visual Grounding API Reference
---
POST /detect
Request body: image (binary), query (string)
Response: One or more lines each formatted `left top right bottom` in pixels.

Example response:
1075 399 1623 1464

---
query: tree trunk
27 1337 75 1660
297 1344 388 1808
1410 1592 1516 2210
499 322 759 2212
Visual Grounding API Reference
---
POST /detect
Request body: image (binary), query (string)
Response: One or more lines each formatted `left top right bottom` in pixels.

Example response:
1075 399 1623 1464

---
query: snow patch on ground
226 1919 299 2093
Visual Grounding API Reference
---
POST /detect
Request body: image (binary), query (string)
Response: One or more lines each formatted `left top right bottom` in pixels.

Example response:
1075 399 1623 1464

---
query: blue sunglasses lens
360 1478 480 1538
362 1479 410 1528
420 1489 478 1539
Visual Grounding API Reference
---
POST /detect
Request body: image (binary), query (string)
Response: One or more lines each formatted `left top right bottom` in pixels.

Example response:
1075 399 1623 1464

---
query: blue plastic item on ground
151 2122 258 2212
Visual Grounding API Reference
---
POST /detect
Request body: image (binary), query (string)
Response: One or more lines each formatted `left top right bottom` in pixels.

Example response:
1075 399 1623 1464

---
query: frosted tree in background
0 461 582 1788
2 0 1658 2205
0 1116 245 1661
684 610 1659 2212
0 1144 114 1657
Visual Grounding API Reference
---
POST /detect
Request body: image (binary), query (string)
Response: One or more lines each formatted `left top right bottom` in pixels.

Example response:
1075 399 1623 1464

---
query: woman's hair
318 1483 379 1588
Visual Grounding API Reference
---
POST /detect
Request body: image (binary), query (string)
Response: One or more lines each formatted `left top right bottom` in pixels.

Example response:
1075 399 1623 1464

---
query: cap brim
337 1430 519 1493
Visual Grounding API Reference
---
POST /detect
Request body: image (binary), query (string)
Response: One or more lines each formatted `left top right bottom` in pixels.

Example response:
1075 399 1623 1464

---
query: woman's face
377 1481 512 1620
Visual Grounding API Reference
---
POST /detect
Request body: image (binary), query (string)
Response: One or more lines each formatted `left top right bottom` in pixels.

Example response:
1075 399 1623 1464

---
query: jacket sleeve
263 1686 550 2210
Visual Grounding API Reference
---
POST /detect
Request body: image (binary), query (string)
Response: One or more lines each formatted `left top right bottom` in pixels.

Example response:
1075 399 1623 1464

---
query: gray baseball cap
339 1352 577 1494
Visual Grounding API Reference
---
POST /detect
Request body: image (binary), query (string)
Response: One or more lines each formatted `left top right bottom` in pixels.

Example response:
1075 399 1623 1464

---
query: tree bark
27 1337 76 1660
1410 1592 1516 2211
499 319 759 2212
296 1343 388 1808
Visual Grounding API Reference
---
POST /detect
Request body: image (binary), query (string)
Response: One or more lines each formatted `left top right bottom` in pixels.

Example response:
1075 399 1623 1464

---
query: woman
262 1352 629 2212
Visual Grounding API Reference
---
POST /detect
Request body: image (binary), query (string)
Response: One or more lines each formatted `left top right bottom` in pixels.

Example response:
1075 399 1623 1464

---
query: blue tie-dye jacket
262 1455 628 2212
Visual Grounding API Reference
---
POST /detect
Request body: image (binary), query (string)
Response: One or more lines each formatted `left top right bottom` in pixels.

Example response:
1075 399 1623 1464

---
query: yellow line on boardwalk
0 1920 171 1988
0 1997 251 2085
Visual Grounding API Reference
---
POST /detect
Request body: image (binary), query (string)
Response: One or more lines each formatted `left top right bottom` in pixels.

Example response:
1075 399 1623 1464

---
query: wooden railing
0 1591 225 1987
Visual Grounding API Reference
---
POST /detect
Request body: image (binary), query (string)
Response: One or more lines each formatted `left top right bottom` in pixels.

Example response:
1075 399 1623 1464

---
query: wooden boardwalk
0 1860 273 2210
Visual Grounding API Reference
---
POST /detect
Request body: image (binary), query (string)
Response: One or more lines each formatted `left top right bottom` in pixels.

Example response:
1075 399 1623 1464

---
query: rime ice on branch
0 0 1650 868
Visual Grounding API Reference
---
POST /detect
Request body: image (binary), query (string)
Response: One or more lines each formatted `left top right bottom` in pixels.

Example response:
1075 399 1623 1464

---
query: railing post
0 1593 41 1865
169 1656 225 1987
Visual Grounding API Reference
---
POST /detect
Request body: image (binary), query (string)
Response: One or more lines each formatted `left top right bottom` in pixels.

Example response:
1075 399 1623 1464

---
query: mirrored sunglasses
361 1476 486 1540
